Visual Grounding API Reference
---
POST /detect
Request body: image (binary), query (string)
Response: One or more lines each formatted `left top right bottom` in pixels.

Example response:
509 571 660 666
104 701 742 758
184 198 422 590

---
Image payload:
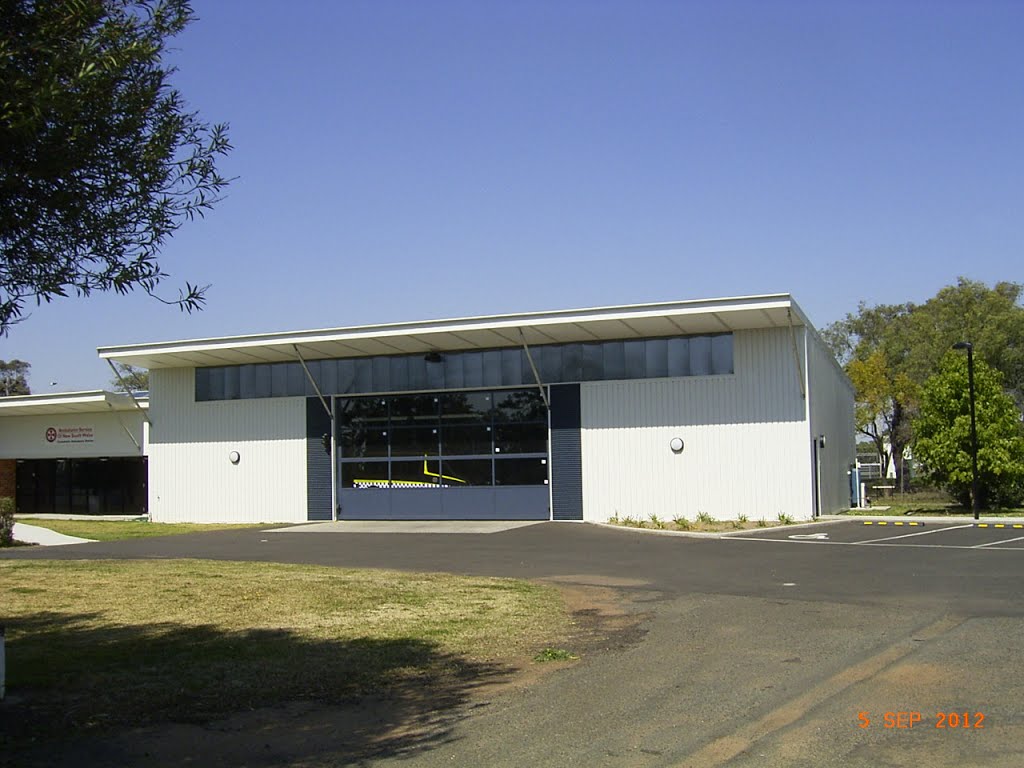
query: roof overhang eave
97 294 801 369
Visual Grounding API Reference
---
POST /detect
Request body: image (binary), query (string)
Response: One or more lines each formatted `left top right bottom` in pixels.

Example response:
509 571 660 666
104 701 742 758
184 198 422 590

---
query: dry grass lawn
1 559 570 738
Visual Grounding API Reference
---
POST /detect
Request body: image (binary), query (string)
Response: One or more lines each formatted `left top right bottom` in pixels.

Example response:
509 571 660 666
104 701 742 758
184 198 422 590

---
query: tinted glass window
441 425 492 456
341 461 390 489
441 392 492 423
667 338 690 377
580 343 603 381
391 459 441 489
440 459 492 487
340 425 388 458
645 339 668 378
603 341 625 380
391 394 439 424
389 426 439 457
196 333 734 400
689 336 711 376
623 340 646 378
494 423 547 454
712 334 733 373
494 390 546 422
495 457 548 486
339 397 388 425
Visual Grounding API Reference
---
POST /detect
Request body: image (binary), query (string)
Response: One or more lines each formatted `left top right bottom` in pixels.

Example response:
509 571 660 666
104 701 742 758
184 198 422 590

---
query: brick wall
0 459 15 499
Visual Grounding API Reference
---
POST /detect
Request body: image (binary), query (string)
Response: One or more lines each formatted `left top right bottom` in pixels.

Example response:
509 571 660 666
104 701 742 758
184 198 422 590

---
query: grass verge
15 518 265 541
842 503 1024 517
0 559 570 737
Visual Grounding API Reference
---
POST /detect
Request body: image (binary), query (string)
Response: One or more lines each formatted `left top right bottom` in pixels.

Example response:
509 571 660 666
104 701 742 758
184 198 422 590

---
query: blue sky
5 0 1022 391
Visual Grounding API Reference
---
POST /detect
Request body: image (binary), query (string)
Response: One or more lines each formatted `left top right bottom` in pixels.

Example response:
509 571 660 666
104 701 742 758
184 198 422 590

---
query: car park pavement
4 519 1024 767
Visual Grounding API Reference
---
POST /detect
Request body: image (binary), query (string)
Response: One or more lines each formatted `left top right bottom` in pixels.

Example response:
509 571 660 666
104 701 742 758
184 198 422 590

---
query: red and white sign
45 426 94 444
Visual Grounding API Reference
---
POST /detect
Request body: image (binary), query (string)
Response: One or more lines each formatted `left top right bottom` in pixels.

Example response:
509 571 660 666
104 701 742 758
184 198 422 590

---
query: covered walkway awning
0 390 148 417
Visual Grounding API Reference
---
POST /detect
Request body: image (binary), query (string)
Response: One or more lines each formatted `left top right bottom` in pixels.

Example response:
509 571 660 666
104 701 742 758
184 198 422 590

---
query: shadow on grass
1 611 512 767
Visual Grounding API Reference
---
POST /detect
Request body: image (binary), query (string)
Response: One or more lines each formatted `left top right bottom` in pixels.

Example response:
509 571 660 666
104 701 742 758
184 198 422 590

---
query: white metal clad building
93 294 854 524
0 391 149 516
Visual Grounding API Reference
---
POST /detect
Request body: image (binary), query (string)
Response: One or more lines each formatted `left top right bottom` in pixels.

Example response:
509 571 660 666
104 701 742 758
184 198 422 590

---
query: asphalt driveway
4 520 1023 767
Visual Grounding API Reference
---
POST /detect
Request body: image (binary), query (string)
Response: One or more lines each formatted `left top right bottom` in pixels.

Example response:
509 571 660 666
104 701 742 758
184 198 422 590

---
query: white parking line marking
727 537 1024 551
972 534 1024 549
854 524 974 544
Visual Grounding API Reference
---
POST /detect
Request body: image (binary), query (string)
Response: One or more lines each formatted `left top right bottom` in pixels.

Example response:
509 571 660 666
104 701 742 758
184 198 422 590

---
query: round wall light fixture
669 437 684 453
228 450 241 465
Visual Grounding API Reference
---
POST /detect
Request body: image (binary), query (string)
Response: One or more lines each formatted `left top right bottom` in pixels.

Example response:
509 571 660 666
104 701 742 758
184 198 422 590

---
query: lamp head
952 341 972 351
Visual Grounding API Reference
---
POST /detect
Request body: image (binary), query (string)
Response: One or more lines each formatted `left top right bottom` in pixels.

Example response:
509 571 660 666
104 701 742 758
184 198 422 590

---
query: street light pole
953 341 979 520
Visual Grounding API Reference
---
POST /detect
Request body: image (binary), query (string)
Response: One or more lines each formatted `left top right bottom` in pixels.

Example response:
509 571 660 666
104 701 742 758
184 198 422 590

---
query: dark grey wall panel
550 384 583 520
306 398 333 521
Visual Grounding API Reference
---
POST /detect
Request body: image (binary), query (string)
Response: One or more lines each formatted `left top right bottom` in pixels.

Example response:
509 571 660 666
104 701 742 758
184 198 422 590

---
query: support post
519 329 549 409
104 360 152 424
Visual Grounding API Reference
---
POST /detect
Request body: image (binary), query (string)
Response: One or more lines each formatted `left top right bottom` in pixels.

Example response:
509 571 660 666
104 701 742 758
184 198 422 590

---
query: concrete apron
264 521 546 535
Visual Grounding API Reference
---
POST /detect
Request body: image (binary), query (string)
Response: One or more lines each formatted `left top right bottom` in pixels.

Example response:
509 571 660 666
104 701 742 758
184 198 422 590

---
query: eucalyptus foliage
0 358 31 395
913 354 1024 508
0 0 231 334
825 279 1024 490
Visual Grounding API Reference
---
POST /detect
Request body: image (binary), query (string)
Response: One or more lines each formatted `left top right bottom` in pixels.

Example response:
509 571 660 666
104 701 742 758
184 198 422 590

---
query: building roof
0 390 149 417
98 294 812 370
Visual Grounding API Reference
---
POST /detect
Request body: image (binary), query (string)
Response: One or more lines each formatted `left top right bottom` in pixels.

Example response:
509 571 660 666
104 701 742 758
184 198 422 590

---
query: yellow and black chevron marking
975 523 1024 529
862 521 925 526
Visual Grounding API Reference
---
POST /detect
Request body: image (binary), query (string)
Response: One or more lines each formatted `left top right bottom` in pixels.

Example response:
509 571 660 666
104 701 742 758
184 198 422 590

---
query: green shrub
756 518 768 528
648 513 666 529
672 516 691 530
0 496 14 546
696 511 715 524
738 513 749 523
777 512 795 525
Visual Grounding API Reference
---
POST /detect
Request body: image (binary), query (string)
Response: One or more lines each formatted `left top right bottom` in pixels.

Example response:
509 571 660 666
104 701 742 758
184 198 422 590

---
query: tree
0 358 31 395
109 362 148 392
913 354 1024 508
0 0 231 335
823 302 917 487
825 279 1024 492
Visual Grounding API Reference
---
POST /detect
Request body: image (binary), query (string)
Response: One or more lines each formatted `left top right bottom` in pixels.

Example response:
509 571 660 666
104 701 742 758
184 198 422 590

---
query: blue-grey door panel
337 486 548 520
494 486 549 520
337 489 393 519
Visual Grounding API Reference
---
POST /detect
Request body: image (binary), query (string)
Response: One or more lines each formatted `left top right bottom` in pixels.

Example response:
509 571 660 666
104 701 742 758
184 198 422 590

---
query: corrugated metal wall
580 328 812 521
806 331 856 514
147 368 307 522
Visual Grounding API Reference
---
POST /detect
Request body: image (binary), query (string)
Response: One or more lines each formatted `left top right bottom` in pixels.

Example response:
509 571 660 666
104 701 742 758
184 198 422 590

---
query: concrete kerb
588 517 846 539
821 514 1024 525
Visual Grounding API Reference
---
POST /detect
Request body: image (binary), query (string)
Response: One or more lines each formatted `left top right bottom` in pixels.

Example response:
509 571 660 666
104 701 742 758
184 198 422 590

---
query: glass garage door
336 389 549 520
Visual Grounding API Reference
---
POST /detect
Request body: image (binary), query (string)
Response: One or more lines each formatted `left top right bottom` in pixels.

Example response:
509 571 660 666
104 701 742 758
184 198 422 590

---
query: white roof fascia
97 294 801 369
0 390 149 417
